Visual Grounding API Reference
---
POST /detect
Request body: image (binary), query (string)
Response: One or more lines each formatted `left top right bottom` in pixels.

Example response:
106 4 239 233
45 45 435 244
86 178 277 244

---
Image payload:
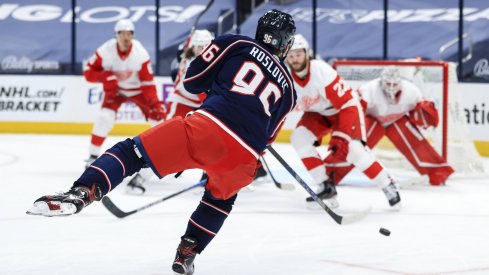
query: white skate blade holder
26 201 77 217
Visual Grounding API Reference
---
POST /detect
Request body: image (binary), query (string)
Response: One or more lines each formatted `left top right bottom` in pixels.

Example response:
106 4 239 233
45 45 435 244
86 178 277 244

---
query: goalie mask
381 66 402 102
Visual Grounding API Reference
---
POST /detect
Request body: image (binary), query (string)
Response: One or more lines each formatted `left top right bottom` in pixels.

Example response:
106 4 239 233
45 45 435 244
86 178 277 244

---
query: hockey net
333 59 485 175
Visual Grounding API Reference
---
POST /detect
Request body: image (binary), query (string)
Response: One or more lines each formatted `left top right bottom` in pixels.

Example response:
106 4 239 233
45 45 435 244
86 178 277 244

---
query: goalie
327 66 454 186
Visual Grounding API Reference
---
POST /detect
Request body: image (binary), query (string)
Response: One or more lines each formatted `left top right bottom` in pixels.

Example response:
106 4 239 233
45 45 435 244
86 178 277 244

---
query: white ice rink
1 134 489 275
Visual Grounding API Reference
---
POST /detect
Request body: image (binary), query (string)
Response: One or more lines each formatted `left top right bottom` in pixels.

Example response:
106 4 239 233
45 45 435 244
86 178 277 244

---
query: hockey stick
266 145 371 225
181 0 215 57
102 179 207 218
260 156 295 190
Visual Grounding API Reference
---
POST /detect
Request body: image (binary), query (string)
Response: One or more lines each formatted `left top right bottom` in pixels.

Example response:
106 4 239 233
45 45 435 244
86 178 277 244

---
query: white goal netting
333 60 485 175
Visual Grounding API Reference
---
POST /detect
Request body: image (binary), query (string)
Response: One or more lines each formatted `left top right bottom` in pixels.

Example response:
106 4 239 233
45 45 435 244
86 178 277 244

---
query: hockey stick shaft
260 156 295 190
102 179 207 218
266 145 370 225
181 0 215 55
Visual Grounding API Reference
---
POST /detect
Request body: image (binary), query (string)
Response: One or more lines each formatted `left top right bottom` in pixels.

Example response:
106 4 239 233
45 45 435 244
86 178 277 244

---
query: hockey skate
26 185 102 217
85 154 98 169
126 173 146 195
306 180 339 209
172 236 198 275
382 181 401 208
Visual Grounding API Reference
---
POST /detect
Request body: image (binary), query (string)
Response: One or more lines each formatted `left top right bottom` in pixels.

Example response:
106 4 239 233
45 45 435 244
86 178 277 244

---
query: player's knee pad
75 138 146 195
92 108 116 136
291 126 317 152
346 140 375 170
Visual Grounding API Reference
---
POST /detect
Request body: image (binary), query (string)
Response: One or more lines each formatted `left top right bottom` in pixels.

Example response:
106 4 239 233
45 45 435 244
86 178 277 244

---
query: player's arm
407 83 439 129
83 51 118 92
138 60 165 121
183 37 226 94
324 73 364 160
409 100 439 129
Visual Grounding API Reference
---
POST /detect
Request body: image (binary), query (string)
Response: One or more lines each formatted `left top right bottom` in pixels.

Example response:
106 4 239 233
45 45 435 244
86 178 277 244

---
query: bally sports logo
474 58 489 79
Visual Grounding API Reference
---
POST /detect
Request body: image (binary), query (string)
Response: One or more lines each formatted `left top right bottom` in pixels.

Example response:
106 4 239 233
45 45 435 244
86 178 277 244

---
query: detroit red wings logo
298 95 320 111
113 70 133 81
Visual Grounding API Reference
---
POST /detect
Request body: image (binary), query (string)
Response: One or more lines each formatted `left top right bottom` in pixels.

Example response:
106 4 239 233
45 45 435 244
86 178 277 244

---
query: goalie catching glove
409 100 439 129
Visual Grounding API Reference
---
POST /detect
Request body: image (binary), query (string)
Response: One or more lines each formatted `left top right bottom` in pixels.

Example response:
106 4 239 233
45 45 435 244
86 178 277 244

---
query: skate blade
26 201 77 217
389 201 402 211
125 186 145 196
306 197 340 210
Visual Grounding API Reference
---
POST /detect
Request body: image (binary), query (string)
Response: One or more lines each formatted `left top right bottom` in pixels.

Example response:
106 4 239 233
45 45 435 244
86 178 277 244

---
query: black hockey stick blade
260 156 295 190
102 179 207 219
266 145 371 225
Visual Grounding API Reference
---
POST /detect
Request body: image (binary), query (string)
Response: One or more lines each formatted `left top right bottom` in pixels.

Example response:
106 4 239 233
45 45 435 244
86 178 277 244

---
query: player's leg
325 116 385 184
28 116 196 216
28 138 147 216
344 140 400 207
385 116 454 185
290 112 338 206
86 96 125 167
170 112 258 274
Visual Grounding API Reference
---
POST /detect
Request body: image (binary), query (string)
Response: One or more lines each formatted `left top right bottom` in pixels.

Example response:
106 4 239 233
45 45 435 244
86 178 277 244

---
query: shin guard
184 189 237 253
75 138 146 195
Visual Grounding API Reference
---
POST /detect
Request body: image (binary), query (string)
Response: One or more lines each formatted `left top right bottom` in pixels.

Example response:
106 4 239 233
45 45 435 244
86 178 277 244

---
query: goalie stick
266 145 371 225
102 179 207 218
260 156 295 190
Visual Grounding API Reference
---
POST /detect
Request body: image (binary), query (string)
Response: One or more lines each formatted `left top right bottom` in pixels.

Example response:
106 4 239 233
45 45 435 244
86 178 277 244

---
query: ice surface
1 134 489 275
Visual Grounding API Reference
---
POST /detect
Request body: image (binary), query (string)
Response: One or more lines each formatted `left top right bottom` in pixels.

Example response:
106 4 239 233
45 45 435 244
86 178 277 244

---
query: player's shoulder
359 78 381 99
131 39 150 59
401 79 420 91
213 34 258 49
97 39 117 55
310 59 334 71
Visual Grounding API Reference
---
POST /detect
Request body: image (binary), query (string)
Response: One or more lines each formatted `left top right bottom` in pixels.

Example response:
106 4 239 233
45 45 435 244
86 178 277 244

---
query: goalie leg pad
76 138 146 195
385 116 454 185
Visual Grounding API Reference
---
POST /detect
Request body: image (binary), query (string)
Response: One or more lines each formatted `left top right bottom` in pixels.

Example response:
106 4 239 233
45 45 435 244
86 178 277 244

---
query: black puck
379 228 391 236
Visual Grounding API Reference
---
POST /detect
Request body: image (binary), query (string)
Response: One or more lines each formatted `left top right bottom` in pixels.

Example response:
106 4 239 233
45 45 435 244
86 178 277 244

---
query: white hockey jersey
84 38 154 97
167 57 204 107
290 59 357 117
358 79 423 127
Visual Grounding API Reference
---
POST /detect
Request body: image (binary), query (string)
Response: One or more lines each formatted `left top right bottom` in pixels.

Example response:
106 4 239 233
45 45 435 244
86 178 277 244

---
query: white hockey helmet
189 29 214 48
381 66 402 100
290 34 309 51
114 19 135 33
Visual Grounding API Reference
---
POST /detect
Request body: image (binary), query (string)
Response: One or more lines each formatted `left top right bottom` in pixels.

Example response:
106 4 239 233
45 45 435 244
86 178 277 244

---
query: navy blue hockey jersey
183 34 296 154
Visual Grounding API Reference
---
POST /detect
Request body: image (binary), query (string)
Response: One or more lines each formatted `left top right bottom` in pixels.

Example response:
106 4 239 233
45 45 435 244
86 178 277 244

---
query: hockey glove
328 136 349 162
148 101 166 121
99 71 119 93
409 100 439 129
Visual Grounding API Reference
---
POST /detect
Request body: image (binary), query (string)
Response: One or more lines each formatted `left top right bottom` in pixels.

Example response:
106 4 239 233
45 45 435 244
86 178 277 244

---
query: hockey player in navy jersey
27 9 296 275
